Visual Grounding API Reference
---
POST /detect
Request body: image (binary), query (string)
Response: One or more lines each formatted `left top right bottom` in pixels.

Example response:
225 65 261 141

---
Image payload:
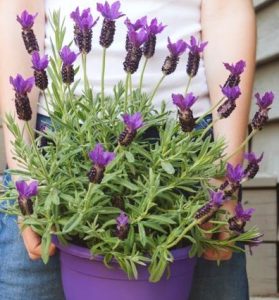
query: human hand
18 219 56 260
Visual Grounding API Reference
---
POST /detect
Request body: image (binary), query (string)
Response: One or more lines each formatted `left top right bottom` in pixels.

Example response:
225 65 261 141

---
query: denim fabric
0 114 65 300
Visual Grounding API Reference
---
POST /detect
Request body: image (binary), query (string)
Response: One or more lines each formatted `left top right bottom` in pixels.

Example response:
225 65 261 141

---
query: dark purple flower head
221 86 241 101
16 10 38 30
9 74 35 94
245 152 264 164
186 36 208 54
255 92 274 110
172 93 198 111
146 18 166 36
116 211 129 230
127 28 148 48
89 143 115 168
31 51 49 71
226 163 245 183
235 203 255 222
122 112 144 131
124 16 147 31
15 180 38 200
70 7 99 30
97 1 125 20
167 37 187 57
247 233 263 255
224 60 246 76
209 191 224 207
59 46 78 66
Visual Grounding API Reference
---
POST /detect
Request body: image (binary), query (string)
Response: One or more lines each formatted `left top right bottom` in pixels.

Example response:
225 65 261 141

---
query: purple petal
209 191 224 207
146 18 166 35
59 46 78 65
122 112 144 131
116 211 129 230
15 180 38 198
31 51 49 71
221 86 241 101
89 143 115 167
226 163 245 183
10 74 35 94
186 36 208 54
224 60 246 76
244 152 264 164
255 92 274 109
16 10 38 29
125 16 147 31
97 1 125 20
128 28 148 48
167 37 187 56
172 93 197 111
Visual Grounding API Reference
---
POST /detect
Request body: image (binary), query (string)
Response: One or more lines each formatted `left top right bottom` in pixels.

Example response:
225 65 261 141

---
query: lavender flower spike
172 93 198 132
59 46 78 84
226 163 245 184
70 7 99 54
124 16 147 51
97 1 125 48
218 86 242 118
17 10 39 54
15 180 38 215
123 29 148 74
10 74 34 121
223 60 246 87
195 191 224 224
252 92 274 130
88 144 115 183
143 18 166 58
186 36 208 77
31 51 49 90
162 37 187 75
119 112 144 146
228 203 255 233
116 211 129 240
244 152 264 179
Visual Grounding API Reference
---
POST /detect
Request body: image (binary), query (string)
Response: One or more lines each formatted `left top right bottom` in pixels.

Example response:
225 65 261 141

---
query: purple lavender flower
143 18 166 58
195 191 224 224
15 180 38 215
123 29 148 74
124 16 147 51
116 211 129 240
97 1 124 20
31 52 49 90
252 92 274 130
125 16 147 31
223 60 246 88
119 112 143 146
59 46 78 84
244 152 264 179
218 86 242 118
97 1 125 48
10 74 34 121
17 10 39 54
70 7 99 53
88 144 115 183
228 203 255 233
172 93 197 132
16 10 38 30
186 36 208 77
10 74 34 94
226 163 245 184
162 37 187 75
167 37 187 56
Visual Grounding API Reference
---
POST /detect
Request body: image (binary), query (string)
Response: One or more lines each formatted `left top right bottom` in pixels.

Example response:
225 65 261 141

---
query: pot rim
52 235 193 262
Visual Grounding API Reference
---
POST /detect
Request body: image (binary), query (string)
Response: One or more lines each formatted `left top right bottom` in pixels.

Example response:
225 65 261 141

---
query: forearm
0 0 45 169
201 0 256 166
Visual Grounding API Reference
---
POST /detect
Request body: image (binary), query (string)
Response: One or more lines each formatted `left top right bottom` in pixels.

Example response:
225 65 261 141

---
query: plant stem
139 58 148 93
25 122 49 182
196 97 225 124
149 75 166 104
82 53 90 94
42 90 51 117
184 76 192 96
84 183 95 211
166 220 198 249
67 85 76 117
225 129 258 161
124 72 130 112
101 47 107 116
199 118 219 140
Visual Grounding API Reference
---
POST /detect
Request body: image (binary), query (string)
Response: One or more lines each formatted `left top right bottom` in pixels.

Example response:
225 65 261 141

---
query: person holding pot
0 0 256 299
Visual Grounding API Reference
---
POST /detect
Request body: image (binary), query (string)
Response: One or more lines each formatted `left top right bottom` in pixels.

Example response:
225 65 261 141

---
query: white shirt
39 0 210 117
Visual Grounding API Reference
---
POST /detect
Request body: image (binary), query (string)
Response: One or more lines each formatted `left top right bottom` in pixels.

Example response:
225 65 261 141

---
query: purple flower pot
53 237 196 300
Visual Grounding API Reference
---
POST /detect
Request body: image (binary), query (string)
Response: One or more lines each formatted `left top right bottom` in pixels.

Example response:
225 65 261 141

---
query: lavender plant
1 4 275 282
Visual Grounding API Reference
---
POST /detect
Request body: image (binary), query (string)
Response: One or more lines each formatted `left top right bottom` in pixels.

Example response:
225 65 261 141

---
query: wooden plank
242 189 277 241
247 243 278 296
251 123 279 180
254 0 276 9
242 175 277 188
256 1 279 64
252 60 279 121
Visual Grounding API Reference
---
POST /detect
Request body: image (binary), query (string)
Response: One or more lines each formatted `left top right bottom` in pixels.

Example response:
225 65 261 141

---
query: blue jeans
0 114 65 300
189 115 249 300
